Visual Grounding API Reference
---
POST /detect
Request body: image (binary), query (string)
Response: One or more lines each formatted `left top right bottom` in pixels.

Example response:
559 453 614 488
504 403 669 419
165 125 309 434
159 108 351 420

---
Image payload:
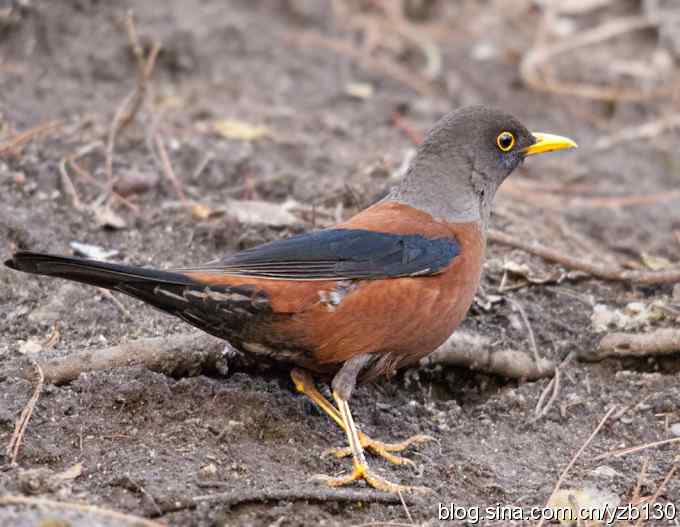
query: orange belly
185 202 485 379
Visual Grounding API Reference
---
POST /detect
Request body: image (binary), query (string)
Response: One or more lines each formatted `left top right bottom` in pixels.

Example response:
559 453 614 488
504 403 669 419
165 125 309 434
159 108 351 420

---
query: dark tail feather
5 251 195 289
4 251 202 315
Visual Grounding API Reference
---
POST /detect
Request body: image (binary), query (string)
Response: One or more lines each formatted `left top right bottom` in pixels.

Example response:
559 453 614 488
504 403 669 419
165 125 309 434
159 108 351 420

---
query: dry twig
105 11 161 198
489 229 680 285
531 352 575 423
521 15 671 101
593 436 680 461
0 120 62 157
5 360 44 465
500 179 680 210
0 495 165 527
1 332 227 386
58 157 85 211
421 330 555 380
63 142 139 212
595 113 680 151
192 487 404 507
98 288 133 321
120 11 162 130
537 406 617 527
582 328 680 362
532 368 561 423
506 297 541 364
153 133 188 203
635 462 678 527
157 487 404 516
631 458 649 508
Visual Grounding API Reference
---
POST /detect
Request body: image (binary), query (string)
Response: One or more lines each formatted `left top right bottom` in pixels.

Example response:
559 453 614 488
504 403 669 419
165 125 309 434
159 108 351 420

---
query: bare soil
1 1 679 525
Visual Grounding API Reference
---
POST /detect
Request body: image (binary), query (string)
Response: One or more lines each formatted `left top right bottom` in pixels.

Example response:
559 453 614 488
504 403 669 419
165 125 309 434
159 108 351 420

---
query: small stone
591 465 622 479
673 284 680 302
345 82 374 99
471 41 497 61
18 338 43 355
226 420 244 431
12 171 26 185
670 423 680 437
198 463 218 480
17 468 55 494
113 170 159 197
69 241 119 260
624 302 645 315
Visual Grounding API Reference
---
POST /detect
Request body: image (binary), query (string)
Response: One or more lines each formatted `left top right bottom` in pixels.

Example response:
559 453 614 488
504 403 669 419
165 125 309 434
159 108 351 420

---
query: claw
324 432 434 466
313 464 431 494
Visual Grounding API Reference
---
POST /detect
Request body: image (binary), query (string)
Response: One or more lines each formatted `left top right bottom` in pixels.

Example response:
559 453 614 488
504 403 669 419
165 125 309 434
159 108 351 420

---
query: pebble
670 423 680 437
673 284 680 302
198 463 218 480
18 338 43 355
113 170 159 197
591 465 622 479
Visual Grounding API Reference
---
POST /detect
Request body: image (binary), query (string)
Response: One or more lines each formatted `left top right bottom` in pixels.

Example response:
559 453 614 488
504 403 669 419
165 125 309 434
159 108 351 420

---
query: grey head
389 105 576 226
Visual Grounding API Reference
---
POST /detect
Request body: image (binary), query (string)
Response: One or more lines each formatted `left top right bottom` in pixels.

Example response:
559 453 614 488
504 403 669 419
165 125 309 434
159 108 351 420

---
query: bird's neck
387 163 493 228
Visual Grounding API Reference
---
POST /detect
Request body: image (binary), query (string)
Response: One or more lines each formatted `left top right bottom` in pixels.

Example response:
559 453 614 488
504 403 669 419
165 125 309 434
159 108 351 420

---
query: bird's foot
313 463 431 494
323 432 434 466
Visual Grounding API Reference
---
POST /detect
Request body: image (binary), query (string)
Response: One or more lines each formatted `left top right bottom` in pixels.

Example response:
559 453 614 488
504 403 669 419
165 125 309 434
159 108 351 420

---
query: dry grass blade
0 120 62 157
121 10 162 130
489 230 680 285
506 296 541 364
105 11 161 198
154 133 187 203
521 15 671 101
634 463 678 527
537 406 616 527
0 495 166 527
593 437 680 461
58 157 85 211
397 490 414 525
630 458 649 508
532 369 561 423
98 288 133 321
531 349 575 423
500 180 680 211
595 113 680 151
5 360 44 464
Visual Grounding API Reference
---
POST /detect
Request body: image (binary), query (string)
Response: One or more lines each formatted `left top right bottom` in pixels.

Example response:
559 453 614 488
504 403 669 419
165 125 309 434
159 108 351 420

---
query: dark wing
179 228 460 280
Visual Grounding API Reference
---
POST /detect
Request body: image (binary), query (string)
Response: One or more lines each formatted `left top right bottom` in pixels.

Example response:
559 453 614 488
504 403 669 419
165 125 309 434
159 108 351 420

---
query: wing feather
179 228 459 281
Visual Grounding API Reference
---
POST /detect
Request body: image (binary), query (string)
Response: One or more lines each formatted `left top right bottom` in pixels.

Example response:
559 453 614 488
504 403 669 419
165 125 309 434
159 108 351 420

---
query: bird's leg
314 390 429 493
291 368 433 466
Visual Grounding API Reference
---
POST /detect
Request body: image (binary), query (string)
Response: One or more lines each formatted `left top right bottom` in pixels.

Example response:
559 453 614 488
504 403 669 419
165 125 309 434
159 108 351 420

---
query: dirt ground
1 1 679 525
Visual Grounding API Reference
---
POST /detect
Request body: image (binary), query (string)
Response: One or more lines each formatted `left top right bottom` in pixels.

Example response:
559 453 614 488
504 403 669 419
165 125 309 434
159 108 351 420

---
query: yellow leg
291 368 433 465
291 368 433 464
291 368 432 493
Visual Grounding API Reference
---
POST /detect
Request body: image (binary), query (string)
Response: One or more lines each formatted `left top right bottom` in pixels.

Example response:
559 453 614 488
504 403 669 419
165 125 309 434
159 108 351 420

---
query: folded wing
179 228 460 280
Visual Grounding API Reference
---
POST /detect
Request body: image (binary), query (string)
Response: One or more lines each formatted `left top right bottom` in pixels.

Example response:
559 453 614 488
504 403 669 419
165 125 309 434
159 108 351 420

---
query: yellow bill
524 132 577 156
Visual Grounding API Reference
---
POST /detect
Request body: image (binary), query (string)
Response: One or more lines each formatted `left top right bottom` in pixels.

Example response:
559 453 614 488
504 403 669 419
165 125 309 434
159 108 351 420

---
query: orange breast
186 201 485 378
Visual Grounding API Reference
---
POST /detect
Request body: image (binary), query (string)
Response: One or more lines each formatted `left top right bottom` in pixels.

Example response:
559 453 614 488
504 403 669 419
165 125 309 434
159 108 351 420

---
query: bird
5 105 576 493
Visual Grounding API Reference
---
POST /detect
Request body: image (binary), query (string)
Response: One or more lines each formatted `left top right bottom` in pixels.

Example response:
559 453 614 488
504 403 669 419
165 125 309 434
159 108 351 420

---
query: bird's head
394 105 577 226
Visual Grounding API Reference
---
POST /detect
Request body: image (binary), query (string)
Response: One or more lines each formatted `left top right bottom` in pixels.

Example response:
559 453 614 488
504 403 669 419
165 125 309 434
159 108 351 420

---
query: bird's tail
4 251 198 314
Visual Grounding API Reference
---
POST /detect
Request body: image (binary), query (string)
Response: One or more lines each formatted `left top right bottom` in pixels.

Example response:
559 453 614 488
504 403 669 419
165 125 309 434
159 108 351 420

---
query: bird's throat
387 167 487 226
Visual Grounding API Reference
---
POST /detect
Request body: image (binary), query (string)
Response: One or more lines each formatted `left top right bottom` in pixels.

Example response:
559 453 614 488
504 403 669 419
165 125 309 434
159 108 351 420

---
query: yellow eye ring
496 131 515 152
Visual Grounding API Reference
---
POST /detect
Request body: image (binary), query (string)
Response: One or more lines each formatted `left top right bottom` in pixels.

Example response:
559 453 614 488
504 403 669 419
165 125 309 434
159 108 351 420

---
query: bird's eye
496 131 515 152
